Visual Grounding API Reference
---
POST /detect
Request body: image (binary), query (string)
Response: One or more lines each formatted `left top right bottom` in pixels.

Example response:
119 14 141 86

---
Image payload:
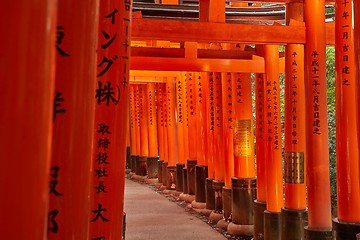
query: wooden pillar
196 72 207 167
135 85 141 160
147 83 158 157
186 72 197 161
48 0 98 238
0 1 56 239
263 45 283 240
233 72 255 179
355 0 360 194
207 72 216 179
166 77 178 167
282 2 308 239
139 85 149 157
333 0 360 238
129 86 137 155
177 75 186 165
163 83 169 164
304 0 332 238
253 73 267 240
156 84 165 161
89 0 131 238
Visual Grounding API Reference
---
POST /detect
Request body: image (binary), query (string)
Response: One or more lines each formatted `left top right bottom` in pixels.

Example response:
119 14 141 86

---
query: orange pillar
166 78 178 189
163 83 169 164
355 0 360 194
137 84 149 176
89 0 131 238
304 0 332 237
48 0 98 238
233 72 255 179
196 72 207 166
230 72 257 229
129 85 138 172
194 72 208 203
334 0 360 237
147 83 159 178
186 72 197 195
282 2 308 239
0 1 56 239
222 72 234 188
263 45 283 240
166 77 178 167
177 76 186 165
187 72 197 161
207 73 216 179
134 85 141 170
212 72 225 214
253 73 267 240
156 84 164 161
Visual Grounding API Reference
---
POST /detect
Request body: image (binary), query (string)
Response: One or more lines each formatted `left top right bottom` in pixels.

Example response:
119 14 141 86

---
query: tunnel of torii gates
3 0 360 240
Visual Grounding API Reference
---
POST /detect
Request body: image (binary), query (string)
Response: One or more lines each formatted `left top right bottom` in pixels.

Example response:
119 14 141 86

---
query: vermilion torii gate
1 1 360 240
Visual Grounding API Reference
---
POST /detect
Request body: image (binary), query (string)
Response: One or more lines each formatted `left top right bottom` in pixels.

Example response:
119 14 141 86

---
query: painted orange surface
89 0 131 238
0 1 56 239
284 44 307 210
147 83 159 157
196 72 207 166
335 0 360 222
186 72 198 160
222 72 234 187
206 73 215 178
304 0 332 229
166 77 178 166
156 84 165 160
48 0 99 239
255 73 267 202
233 73 256 179
264 45 283 213
214 72 225 182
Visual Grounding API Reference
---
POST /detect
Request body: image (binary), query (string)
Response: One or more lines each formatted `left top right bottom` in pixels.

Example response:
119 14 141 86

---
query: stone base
304 226 332 240
333 218 360 240
128 172 135 178
159 185 166 191
131 174 147 182
200 208 213 217
179 194 195 203
217 219 230 230
155 183 163 188
145 178 158 185
209 211 223 222
173 191 182 197
227 222 254 236
163 189 176 195
191 200 206 209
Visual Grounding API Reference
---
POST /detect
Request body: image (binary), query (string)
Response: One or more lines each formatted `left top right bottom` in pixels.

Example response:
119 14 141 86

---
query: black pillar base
136 156 147 176
195 165 208 203
304 226 332 240
264 210 281 240
253 200 266 240
157 160 164 183
222 186 232 222
146 156 159 178
162 161 168 187
206 178 215 210
213 180 225 214
126 146 131 169
187 160 197 195
176 164 185 192
281 208 307 240
130 155 137 173
166 166 176 190
183 168 188 194
232 177 257 225
333 218 360 240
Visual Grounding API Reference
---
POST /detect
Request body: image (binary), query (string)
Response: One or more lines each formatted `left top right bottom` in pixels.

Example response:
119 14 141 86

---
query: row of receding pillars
2 0 360 239
1 0 130 239
128 3 360 240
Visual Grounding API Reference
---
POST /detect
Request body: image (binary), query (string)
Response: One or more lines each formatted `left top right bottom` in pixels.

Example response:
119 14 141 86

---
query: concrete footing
209 211 224 222
191 200 206 209
227 222 254 236
304 226 332 240
217 219 229 230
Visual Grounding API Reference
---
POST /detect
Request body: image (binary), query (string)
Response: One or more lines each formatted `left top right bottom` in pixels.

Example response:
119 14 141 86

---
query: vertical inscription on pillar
284 152 305 184
234 120 252 157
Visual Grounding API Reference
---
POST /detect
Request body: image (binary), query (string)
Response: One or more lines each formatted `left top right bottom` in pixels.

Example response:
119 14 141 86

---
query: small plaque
284 152 305 184
233 119 252 157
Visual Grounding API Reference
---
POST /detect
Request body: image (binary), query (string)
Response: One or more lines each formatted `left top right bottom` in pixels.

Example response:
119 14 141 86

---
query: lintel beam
132 18 335 45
